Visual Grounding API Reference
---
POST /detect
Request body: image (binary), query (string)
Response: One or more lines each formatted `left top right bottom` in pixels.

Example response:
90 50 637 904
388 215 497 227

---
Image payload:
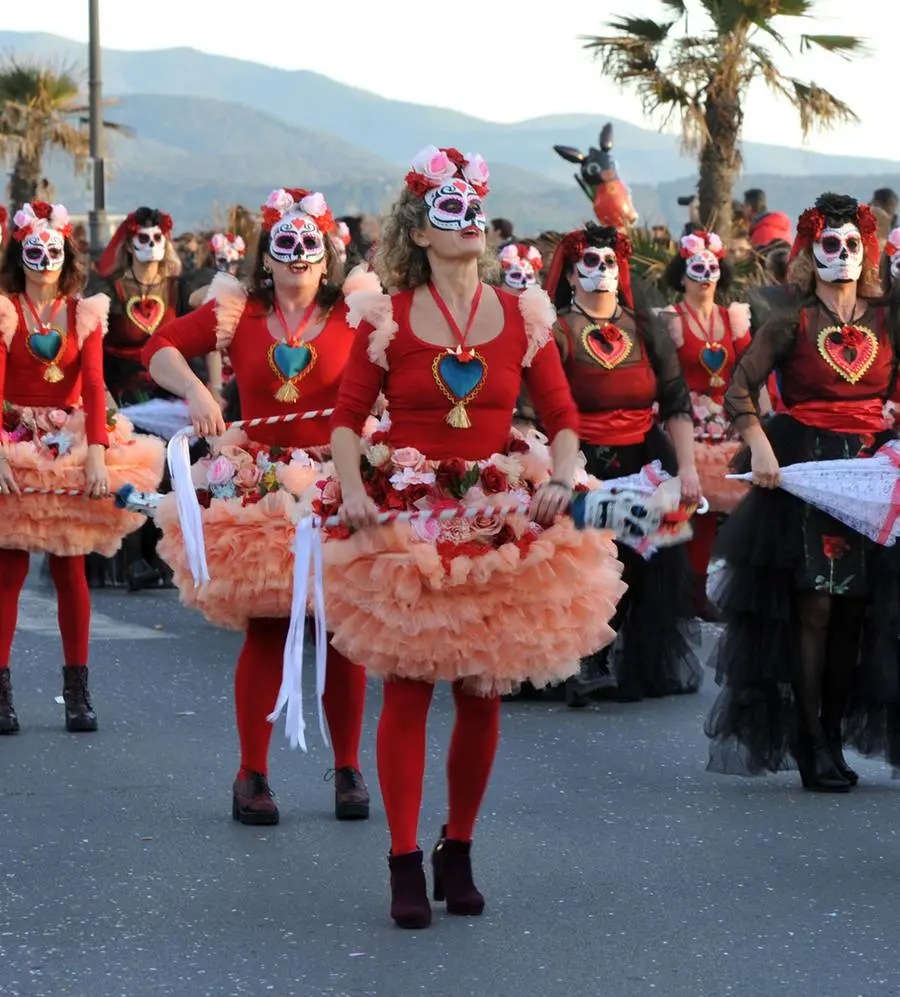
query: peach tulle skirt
0 408 165 557
695 440 748 514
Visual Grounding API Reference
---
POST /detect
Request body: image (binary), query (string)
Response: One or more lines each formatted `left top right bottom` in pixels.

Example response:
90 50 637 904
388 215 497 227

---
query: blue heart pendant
437 353 484 401
273 342 312 379
700 343 727 375
29 329 63 362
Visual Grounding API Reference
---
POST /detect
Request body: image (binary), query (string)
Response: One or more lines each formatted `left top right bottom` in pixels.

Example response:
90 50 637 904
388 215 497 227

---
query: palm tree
582 1 864 233
0 56 129 210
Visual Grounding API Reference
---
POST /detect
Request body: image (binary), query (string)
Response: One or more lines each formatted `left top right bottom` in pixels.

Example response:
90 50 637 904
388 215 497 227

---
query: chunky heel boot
824 729 859 787
327 767 370 821
388 850 432 929
0 670 19 734
431 826 485 916
794 734 851 792
62 666 98 732
231 771 279 825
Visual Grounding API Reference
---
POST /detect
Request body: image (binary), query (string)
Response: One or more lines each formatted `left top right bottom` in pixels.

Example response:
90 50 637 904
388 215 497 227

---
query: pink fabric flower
390 468 436 491
410 145 458 185
276 461 318 496
463 152 490 188
218 445 253 470
46 409 68 430
707 232 724 255
191 457 212 489
207 456 236 486
235 465 262 490
392 447 426 471
367 443 392 468
299 192 328 219
265 189 295 214
681 233 705 257
50 204 70 231
320 479 342 506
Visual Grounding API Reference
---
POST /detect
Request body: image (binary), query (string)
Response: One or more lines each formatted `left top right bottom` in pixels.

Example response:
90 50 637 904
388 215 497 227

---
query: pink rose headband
261 188 335 234
405 145 490 198
680 230 725 260
499 243 543 271
12 201 73 242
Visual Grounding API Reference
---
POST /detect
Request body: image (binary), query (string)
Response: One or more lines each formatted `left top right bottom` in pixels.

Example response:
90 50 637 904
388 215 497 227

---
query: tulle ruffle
695 440 747 514
0 407 164 556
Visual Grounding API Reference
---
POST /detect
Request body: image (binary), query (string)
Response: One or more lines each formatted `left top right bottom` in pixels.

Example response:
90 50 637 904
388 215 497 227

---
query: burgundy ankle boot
62 666 97 732
0 670 19 734
232 771 280 825
388 850 432 929
431 826 485 915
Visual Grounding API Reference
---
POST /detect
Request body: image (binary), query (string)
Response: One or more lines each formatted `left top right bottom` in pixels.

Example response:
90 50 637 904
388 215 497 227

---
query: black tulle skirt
581 425 703 699
705 414 900 774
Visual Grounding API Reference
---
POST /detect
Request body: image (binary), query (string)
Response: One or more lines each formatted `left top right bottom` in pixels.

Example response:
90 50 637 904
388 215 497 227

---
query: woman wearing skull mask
705 192 900 791
143 187 373 827
0 202 164 734
496 242 543 295
544 223 703 706
656 231 751 621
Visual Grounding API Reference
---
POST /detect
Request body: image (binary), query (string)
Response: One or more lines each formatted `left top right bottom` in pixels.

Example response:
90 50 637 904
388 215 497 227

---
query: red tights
233 617 367 777
687 512 719 575
0 550 90 668
377 679 501 855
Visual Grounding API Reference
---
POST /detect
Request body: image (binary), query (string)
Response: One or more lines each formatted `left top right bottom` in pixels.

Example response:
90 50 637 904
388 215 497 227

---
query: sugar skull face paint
131 226 166 264
267 213 326 265
814 223 863 284
575 246 618 294
424 179 487 233
685 249 721 285
503 259 537 291
22 229 65 273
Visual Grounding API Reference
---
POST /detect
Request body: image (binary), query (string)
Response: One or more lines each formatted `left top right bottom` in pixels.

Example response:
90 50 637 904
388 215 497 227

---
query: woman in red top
656 231 751 619
142 188 371 827
0 201 164 734
544 223 703 706
327 145 626 929
706 193 900 790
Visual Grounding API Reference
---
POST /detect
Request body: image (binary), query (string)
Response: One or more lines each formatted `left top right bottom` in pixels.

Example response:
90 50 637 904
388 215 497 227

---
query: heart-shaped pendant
125 295 166 336
817 324 878 385
436 352 485 400
700 342 727 375
28 328 63 362
272 342 313 380
582 323 632 369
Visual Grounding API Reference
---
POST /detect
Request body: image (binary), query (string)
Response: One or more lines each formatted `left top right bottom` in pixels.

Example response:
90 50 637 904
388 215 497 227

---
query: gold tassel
274 380 300 403
446 401 471 429
44 364 64 384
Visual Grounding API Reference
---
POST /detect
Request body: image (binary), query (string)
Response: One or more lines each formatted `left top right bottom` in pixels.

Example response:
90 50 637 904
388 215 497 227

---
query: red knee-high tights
687 513 719 575
377 679 501 855
0 550 90 668
233 617 367 777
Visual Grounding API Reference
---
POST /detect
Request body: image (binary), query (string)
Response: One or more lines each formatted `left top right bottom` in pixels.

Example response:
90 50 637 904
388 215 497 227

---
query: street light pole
87 0 106 259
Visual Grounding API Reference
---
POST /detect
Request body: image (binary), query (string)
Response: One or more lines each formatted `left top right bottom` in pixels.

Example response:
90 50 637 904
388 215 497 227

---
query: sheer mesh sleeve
639 307 692 422
726 309 798 429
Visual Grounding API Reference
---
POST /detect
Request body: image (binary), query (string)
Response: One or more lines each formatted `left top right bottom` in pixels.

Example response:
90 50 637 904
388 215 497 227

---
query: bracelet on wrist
548 478 573 492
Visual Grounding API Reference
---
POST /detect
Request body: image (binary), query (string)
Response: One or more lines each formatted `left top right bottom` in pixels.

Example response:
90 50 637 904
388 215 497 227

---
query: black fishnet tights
793 591 866 739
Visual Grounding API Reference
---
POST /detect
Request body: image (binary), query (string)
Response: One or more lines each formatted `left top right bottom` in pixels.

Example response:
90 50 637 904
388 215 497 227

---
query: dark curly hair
0 231 85 297
665 253 733 294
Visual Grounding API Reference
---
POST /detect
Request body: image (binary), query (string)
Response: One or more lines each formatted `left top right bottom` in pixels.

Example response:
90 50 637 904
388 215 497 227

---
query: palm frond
800 34 868 59
788 79 859 134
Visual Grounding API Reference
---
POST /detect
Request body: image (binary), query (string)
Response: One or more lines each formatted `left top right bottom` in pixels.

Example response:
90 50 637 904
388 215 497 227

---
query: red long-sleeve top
142 294 356 448
331 286 578 460
0 295 108 446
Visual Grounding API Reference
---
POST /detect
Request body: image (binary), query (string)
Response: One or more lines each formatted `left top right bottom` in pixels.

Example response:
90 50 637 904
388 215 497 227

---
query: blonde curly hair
787 249 883 298
374 187 499 291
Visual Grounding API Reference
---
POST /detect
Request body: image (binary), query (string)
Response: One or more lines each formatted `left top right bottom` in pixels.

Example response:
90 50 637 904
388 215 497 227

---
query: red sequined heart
125 295 166 336
817 324 878 385
581 323 632 369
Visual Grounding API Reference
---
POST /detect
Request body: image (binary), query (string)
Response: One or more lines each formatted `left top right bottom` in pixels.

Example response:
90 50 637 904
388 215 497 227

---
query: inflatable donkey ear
600 123 614 151
553 145 585 164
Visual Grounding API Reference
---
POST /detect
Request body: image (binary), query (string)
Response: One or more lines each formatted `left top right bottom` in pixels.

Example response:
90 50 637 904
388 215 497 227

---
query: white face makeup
268 213 326 265
22 229 65 273
890 255 900 283
575 246 618 294
503 261 536 290
813 223 863 284
424 179 487 233
131 226 166 264
685 249 721 285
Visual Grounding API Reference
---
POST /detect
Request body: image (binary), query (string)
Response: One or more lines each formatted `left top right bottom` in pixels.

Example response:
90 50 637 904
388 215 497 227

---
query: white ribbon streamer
268 516 330 751
166 429 210 586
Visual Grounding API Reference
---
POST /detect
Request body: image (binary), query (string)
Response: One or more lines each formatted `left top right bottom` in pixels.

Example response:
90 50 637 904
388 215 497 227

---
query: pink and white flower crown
680 230 725 260
209 231 246 255
260 188 335 234
499 243 543 271
405 145 490 198
12 201 72 243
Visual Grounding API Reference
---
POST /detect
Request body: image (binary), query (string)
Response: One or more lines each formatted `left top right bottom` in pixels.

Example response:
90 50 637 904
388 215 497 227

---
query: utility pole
87 0 106 259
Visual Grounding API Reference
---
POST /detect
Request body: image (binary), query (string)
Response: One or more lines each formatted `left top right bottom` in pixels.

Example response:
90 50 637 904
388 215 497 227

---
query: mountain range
4 30 900 234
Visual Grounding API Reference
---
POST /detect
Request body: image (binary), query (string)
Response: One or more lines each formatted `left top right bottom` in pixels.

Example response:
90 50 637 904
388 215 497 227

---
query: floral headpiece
124 208 173 237
209 231 246 255
337 220 352 247
679 230 724 260
546 224 633 309
405 145 490 198
261 188 335 234
12 201 73 243
790 193 879 268
499 243 543 272
884 227 900 258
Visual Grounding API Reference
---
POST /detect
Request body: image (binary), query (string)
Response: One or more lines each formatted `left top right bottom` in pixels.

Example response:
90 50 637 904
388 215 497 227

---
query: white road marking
16 592 174 640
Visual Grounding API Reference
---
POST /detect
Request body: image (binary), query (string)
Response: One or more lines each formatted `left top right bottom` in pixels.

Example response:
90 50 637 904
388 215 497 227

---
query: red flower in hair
158 213 174 235
31 201 52 220
561 231 587 261
444 148 467 169
261 206 282 231
796 207 825 244
225 231 236 241
283 187 310 203
315 207 336 235
405 171 434 197
125 213 141 236
857 204 878 240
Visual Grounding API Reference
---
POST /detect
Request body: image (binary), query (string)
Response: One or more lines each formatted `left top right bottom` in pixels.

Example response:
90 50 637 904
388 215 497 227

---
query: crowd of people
2 151 900 930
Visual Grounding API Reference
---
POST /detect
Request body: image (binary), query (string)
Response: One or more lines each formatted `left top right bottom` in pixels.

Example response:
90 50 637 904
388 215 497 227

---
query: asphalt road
3 577 900 997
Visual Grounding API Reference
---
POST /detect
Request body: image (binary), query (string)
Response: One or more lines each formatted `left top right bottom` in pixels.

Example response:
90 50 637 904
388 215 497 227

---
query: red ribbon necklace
22 292 65 334
682 300 718 342
273 296 319 345
427 281 484 361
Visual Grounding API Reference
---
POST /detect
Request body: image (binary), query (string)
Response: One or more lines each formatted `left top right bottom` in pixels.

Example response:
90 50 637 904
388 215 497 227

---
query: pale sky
6 0 898 159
